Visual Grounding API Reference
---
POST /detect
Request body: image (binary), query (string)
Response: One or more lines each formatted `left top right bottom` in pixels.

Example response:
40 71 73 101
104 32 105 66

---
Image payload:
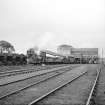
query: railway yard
0 64 104 105
0 1 104 104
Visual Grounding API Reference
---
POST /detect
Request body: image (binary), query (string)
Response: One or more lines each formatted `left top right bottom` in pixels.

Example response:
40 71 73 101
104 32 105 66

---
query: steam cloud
33 32 54 53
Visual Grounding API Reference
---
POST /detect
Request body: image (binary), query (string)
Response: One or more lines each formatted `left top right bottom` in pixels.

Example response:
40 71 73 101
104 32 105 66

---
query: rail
86 68 101 105
28 71 87 105
0 68 71 99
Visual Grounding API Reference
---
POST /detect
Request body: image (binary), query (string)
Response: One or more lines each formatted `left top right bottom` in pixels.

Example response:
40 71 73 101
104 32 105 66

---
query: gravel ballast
95 64 105 105
0 65 87 105
35 64 100 105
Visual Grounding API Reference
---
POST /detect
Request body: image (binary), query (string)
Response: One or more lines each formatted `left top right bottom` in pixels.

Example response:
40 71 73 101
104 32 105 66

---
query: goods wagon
0 53 27 66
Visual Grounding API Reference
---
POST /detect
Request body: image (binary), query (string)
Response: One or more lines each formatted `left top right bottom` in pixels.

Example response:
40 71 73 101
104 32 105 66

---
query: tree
0 40 15 54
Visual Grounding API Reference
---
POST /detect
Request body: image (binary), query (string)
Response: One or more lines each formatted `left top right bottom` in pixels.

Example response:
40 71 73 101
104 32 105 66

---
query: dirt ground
0 64 86 105
36 64 100 105
0 64 100 105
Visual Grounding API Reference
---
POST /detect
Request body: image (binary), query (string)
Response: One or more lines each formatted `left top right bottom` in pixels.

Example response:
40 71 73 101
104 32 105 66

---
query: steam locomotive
0 49 99 66
26 49 99 64
27 49 75 65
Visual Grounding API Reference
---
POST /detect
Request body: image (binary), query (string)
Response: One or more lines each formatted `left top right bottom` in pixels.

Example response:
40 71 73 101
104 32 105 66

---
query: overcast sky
0 0 105 56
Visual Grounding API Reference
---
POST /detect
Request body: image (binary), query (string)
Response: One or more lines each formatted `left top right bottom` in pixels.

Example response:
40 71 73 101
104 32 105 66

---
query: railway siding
0 64 68 72
0 67 71 99
0 65 74 85
0 64 70 74
0 64 74 78
0 65 87 105
33 64 99 105
95 65 105 105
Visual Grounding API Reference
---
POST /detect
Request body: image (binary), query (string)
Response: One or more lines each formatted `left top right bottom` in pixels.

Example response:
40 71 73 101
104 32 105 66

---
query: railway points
0 65 88 105
0 67 71 100
29 64 100 105
0 65 78 86
0 65 80 100
0 64 70 77
0 64 102 105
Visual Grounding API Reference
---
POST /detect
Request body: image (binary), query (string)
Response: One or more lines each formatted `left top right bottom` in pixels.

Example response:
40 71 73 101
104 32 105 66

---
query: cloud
0 0 105 57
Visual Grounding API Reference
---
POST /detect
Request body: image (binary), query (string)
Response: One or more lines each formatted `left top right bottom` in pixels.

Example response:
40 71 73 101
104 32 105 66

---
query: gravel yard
0 64 75 79
0 67 71 99
0 65 86 105
0 64 77 86
35 64 100 105
0 64 100 105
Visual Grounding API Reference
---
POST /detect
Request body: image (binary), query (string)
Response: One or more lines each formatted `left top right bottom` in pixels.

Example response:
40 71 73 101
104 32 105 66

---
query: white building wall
57 45 98 58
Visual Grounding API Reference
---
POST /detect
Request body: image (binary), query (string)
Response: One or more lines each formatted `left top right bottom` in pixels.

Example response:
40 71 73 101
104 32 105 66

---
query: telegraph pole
102 48 103 64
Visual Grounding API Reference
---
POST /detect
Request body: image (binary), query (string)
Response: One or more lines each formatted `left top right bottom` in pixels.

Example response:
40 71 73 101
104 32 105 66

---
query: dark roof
58 44 73 48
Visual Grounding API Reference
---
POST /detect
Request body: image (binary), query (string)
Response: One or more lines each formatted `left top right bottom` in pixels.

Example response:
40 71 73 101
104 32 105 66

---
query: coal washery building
57 45 99 63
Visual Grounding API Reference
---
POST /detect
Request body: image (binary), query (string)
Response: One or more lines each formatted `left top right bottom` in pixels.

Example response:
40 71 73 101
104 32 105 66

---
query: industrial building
57 44 98 63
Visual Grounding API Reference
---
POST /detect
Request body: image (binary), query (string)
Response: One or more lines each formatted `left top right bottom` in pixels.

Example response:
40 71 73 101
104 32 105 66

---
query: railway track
0 65 80 99
28 65 100 105
0 64 70 73
86 68 101 105
0 64 74 78
94 64 105 105
0 65 87 105
0 65 77 86
0 68 39 77
0 68 70 100
29 70 87 105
